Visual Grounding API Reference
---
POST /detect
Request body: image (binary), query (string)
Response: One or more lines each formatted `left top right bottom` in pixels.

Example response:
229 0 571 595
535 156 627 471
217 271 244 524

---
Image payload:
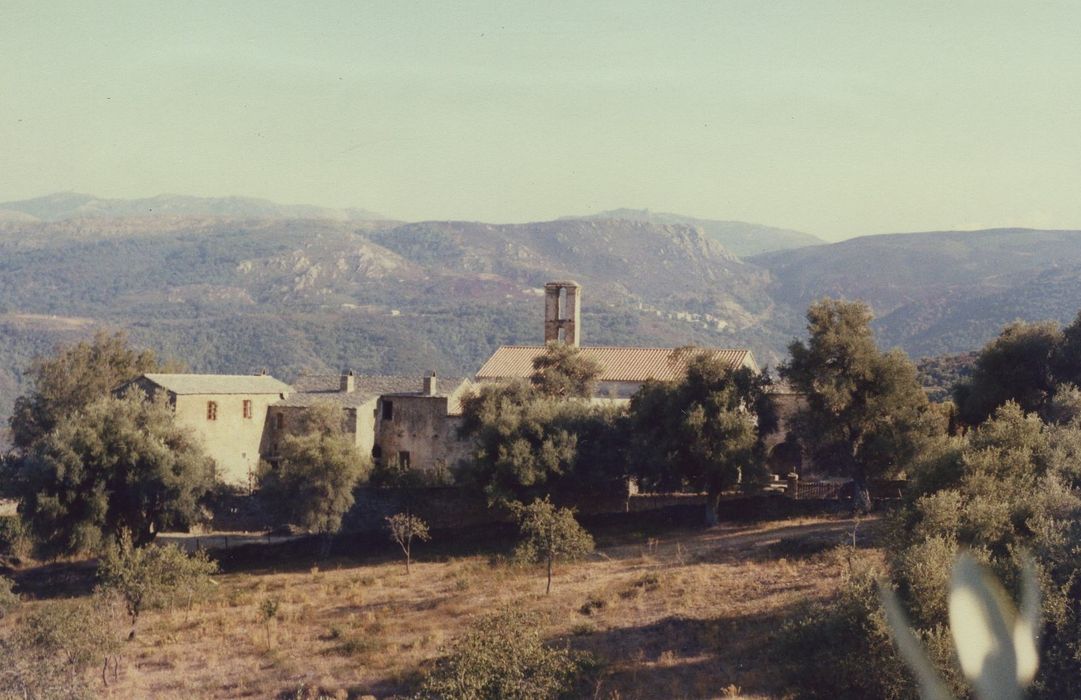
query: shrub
0 575 18 618
0 594 124 698
415 608 594 700
97 531 218 639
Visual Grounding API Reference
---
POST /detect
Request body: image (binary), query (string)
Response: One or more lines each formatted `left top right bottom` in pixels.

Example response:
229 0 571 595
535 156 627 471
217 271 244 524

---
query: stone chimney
423 371 438 396
543 281 581 347
340 370 355 393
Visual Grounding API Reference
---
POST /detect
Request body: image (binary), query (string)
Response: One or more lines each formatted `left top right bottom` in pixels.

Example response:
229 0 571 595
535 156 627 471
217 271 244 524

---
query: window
382 400 394 421
276 412 284 430
206 401 217 421
398 450 410 468
371 445 383 461
243 399 253 419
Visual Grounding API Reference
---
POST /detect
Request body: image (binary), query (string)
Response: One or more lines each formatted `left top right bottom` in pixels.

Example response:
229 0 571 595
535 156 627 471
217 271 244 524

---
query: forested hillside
752 228 1081 356
3 196 1081 432
0 211 794 428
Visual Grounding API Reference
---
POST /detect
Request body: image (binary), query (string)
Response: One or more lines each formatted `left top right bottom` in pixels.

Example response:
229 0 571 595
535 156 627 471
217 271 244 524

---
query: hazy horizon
5 2 1081 241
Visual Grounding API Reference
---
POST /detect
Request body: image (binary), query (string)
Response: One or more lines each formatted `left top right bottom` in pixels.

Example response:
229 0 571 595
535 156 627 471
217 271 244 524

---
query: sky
3 2 1081 240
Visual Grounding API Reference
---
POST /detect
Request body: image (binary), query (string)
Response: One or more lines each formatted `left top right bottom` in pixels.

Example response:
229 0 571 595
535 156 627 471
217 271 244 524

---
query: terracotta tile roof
475 346 758 384
139 373 292 396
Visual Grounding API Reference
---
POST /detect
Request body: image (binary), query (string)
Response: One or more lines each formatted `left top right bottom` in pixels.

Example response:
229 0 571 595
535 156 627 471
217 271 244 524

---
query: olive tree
781 299 942 509
530 341 602 398
257 402 369 551
511 497 593 594
9 331 171 451
628 353 775 525
11 391 215 556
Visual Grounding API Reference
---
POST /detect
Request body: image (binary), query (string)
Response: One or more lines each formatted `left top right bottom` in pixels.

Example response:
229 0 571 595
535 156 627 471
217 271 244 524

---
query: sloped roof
276 375 421 408
475 346 758 383
382 378 474 416
139 373 292 396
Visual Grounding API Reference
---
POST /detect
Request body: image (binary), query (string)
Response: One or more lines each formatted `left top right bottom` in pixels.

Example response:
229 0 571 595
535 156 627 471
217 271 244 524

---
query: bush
779 548 914 699
97 531 218 638
415 608 594 700
0 515 33 560
0 575 18 618
0 594 124 699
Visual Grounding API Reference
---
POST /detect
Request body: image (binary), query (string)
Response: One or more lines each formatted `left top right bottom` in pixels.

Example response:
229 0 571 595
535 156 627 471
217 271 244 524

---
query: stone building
267 372 420 461
120 372 292 488
373 372 474 476
266 371 473 476
476 280 760 400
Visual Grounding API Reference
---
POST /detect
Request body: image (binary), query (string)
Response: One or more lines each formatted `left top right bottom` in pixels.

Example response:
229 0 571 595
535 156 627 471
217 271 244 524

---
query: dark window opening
398 451 410 468
382 400 394 421
372 445 383 461
276 412 284 430
207 401 217 421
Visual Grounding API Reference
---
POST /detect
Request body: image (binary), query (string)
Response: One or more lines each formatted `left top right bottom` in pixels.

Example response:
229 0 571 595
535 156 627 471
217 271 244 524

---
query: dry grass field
4 514 881 700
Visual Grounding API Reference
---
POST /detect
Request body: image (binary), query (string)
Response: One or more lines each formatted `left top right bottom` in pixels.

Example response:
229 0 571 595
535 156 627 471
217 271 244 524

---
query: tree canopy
511 497 594 594
953 321 1063 425
629 353 775 524
530 342 602 398
781 299 941 503
257 402 369 537
8 331 172 451
457 381 627 505
9 391 214 556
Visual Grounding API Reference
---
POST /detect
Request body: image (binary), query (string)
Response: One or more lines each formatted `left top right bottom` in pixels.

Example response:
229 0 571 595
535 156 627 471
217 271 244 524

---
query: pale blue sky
3 2 1080 239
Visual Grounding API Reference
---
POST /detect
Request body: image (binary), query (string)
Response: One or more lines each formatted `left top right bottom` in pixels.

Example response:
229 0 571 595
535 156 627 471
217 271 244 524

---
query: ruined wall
374 395 471 473
263 400 377 458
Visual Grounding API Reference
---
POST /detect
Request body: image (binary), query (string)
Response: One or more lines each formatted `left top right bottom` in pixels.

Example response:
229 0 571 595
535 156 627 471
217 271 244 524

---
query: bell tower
543 281 581 347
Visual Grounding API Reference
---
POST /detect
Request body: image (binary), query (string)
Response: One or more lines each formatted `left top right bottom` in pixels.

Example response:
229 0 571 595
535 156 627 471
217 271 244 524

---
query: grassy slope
4 515 878 699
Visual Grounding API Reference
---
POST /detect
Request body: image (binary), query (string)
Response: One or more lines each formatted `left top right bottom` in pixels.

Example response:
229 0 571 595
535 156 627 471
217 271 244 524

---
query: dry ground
3 514 880 699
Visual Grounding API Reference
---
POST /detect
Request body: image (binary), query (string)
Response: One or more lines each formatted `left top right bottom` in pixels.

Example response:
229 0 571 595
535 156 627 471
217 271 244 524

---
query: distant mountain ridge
751 227 1081 356
566 208 823 257
2 196 1081 432
0 192 388 222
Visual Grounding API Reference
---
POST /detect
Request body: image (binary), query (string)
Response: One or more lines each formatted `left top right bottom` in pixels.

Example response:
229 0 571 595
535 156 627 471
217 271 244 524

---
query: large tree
9 331 172 451
781 299 941 508
457 381 627 505
257 402 369 543
953 320 1063 426
530 342 602 398
628 353 776 525
11 392 215 555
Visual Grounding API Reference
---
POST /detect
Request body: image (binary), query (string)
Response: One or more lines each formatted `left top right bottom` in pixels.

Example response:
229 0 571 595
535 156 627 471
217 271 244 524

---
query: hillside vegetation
3 195 1081 430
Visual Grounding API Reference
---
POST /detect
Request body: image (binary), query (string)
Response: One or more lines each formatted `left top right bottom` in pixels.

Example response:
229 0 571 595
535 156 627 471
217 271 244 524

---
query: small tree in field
386 512 430 574
512 497 593 594
97 531 218 639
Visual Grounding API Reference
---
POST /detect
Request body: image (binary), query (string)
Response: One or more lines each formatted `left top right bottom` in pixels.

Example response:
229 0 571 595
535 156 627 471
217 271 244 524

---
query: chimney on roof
340 370 355 393
255 368 268 376
544 281 581 347
423 371 437 396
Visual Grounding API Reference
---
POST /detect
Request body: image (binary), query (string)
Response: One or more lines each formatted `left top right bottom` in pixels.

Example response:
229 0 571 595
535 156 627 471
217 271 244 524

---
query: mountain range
2 193 1080 432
